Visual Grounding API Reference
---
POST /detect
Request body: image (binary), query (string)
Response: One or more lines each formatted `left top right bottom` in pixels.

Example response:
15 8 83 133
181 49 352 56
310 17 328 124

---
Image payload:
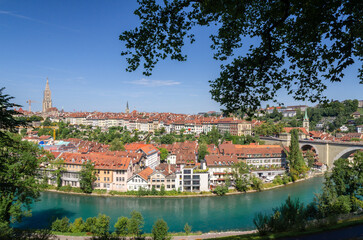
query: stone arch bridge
260 137 363 168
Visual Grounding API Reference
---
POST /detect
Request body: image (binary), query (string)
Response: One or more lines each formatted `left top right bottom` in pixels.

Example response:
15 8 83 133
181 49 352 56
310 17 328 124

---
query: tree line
253 151 363 235
51 210 192 239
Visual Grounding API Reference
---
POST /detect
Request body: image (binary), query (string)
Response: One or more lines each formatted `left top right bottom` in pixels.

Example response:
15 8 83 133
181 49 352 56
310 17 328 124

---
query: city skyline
1 1 362 114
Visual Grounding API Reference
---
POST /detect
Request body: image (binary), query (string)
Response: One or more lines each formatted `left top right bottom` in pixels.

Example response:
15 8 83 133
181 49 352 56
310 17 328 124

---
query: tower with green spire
303 108 309 132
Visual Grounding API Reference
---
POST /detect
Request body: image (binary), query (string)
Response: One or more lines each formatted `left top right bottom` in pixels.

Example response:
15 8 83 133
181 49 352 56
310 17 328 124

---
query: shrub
273 175 283 185
160 185 166 196
128 210 144 237
93 214 111 236
84 217 97 233
114 217 128 236
152 219 169 240
251 176 263 191
70 217 85 233
58 185 72 192
213 185 228 196
253 212 271 236
51 217 70 232
184 223 191 235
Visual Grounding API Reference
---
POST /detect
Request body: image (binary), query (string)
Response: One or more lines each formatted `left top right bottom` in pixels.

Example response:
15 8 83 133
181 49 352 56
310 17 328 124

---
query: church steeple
303 108 309 132
42 77 52 112
45 77 50 90
125 101 130 114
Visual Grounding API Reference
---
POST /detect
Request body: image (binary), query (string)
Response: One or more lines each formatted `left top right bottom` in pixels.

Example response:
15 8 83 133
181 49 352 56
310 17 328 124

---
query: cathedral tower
125 101 130 114
303 109 309 132
42 77 52 112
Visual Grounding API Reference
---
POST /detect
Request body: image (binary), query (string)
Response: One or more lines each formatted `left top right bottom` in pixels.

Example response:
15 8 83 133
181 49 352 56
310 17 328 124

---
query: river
16 176 324 233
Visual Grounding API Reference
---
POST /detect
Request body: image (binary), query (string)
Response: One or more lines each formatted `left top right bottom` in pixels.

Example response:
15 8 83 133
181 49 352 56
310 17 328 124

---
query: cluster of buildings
35 135 287 192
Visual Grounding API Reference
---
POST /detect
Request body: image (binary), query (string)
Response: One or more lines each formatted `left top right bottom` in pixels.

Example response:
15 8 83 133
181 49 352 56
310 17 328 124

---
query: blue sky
1 1 362 114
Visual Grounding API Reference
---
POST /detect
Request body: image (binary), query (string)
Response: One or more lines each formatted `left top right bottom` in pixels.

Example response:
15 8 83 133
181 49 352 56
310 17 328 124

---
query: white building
127 167 153 191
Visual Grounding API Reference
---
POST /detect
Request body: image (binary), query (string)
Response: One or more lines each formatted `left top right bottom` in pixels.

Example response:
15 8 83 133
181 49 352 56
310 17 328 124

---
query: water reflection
16 177 324 232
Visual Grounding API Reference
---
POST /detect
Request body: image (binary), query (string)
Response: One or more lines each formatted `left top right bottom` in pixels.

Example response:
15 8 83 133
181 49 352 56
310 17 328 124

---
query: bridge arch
300 144 319 156
332 147 363 163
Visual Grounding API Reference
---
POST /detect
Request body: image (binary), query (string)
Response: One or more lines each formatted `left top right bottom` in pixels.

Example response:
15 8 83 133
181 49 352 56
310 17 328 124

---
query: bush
282 174 291 184
128 210 144 237
184 223 191 235
51 217 70 232
331 195 352 214
253 213 271 236
93 214 111 236
58 185 72 192
152 219 169 240
114 217 128 236
213 185 228 196
70 217 85 233
84 217 97 233
160 185 166 196
272 175 283 185
251 176 263 191
253 196 309 235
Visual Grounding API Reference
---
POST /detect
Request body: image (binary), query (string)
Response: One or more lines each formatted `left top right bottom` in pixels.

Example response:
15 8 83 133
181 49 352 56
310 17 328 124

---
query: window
184 170 191 174
184 175 191 180
184 181 191 185
192 175 200 179
192 181 200 185
104 177 106 181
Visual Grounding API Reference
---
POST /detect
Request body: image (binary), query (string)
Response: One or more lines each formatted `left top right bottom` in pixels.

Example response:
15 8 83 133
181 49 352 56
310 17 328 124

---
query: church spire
304 108 309 121
303 108 309 132
125 101 130 114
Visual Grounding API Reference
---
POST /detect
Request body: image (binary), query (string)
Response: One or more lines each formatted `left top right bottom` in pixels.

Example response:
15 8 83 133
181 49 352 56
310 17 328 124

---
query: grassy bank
210 214 363 240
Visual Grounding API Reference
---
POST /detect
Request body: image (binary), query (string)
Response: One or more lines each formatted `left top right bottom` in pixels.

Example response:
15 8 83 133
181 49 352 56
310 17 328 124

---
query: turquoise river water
16 176 324 233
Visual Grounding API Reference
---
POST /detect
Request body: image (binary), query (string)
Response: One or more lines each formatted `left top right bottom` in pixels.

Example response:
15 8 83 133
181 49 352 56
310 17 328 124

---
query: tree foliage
152 219 169 240
231 162 250 192
114 216 129 236
128 210 144 237
287 129 307 180
109 138 125 151
51 217 70 232
316 151 363 217
159 148 169 161
119 1 363 113
0 89 45 228
184 223 192 235
197 142 209 161
79 161 97 193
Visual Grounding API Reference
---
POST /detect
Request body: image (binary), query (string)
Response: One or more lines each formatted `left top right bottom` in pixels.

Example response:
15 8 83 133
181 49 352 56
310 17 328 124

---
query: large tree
287 129 307 180
79 161 97 193
120 1 362 114
0 88 44 227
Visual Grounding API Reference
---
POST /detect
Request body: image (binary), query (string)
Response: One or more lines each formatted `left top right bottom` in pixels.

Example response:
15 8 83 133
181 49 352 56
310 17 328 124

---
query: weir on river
16 176 324 233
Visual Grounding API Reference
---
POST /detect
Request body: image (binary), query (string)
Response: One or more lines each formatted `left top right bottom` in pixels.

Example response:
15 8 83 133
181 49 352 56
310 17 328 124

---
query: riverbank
42 172 324 198
53 213 363 240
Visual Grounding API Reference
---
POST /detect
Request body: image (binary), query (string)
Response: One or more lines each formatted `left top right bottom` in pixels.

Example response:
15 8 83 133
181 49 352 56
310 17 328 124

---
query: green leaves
152 219 170 240
120 1 363 114
79 161 97 193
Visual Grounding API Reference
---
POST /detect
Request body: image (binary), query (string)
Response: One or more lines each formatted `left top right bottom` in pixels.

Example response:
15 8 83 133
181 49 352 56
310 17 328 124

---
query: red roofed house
54 152 134 191
125 143 160 169
127 167 153 191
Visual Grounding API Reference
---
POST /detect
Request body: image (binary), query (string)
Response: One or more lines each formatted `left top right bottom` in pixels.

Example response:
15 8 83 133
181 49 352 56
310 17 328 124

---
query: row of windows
116 177 125 182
